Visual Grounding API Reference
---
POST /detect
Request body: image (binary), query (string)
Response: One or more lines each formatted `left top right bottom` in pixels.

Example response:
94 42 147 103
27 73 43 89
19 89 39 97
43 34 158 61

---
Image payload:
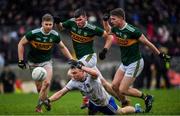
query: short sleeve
25 31 33 41
65 80 76 90
132 27 142 39
55 35 61 43
62 19 74 29
94 26 104 36
52 31 61 43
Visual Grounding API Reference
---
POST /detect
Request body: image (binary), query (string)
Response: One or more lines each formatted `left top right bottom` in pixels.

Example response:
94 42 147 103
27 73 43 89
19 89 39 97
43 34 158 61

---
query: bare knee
119 87 127 95
36 85 42 93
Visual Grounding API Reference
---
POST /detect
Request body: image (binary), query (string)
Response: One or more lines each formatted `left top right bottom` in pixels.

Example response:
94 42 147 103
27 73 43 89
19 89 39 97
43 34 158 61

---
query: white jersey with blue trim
66 74 111 106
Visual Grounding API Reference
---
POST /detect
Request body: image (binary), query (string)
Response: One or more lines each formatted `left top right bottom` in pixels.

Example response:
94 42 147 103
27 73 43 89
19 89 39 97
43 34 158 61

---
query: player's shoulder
31 28 41 34
50 30 59 36
126 23 139 32
85 22 98 30
64 18 76 25
69 18 75 21
65 18 75 23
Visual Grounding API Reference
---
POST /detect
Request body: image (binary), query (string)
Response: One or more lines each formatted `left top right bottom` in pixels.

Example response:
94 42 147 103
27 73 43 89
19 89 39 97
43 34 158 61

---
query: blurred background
0 0 179 93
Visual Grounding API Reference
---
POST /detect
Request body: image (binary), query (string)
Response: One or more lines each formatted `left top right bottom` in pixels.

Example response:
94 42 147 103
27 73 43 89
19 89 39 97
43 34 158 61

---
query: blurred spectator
0 65 16 93
134 46 154 89
0 53 5 67
15 79 23 93
146 16 155 42
154 47 171 89
157 25 170 44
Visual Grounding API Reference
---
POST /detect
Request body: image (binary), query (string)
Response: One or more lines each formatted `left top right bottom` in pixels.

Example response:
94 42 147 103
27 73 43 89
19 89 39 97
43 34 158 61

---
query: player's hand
68 59 83 69
53 16 61 24
18 60 26 69
99 48 108 60
103 13 110 21
159 52 171 62
76 61 83 69
68 59 78 66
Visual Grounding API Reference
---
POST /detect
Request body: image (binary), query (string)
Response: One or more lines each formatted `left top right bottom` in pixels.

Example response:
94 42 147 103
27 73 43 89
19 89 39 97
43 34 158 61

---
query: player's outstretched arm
49 87 69 102
18 36 28 61
139 34 160 55
17 36 28 69
81 66 99 79
59 41 73 60
139 34 171 62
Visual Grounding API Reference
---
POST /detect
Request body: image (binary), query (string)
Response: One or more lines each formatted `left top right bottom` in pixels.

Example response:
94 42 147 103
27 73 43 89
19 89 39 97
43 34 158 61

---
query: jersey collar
40 27 51 35
80 76 87 82
119 23 127 30
83 21 88 28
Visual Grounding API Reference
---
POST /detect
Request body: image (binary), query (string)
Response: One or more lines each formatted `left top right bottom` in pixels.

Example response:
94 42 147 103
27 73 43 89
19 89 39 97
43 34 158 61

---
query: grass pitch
0 89 180 115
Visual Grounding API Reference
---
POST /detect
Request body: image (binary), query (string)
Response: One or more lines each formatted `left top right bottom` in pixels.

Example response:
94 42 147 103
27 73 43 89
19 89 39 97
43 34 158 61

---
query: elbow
92 71 99 78
18 42 21 48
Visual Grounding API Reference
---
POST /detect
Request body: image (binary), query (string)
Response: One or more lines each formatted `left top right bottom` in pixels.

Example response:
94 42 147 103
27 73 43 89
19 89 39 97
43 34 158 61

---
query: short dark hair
74 8 86 18
42 13 54 22
110 8 125 19
70 61 84 69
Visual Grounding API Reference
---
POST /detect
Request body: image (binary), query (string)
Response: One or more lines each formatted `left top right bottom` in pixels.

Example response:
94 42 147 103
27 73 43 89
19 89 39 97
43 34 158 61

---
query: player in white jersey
43 61 142 115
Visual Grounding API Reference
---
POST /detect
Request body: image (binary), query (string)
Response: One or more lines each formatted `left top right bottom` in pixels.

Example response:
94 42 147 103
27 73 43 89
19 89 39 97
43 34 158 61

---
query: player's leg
93 66 118 97
88 101 98 115
111 65 130 107
118 59 144 97
119 76 142 97
98 97 118 115
94 66 129 107
28 63 44 112
119 59 153 112
28 63 42 93
39 62 53 111
120 76 153 112
117 105 135 114
34 81 43 112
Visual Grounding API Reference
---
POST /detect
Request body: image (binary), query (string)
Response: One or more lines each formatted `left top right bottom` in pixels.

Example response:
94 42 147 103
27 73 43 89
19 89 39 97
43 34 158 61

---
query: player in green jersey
102 8 171 112
54 8 129 109
18 13 73 113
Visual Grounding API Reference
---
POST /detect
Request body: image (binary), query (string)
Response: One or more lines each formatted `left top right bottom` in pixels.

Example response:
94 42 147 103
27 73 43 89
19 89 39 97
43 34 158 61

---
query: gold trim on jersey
70 31 93 43
31 40 53 50
116 37 138 46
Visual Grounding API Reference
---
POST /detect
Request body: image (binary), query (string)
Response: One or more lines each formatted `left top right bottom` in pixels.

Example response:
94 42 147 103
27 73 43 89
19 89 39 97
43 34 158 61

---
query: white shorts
119 58 144 78
78 53 103 79
78 53 97 68
28 60 52 72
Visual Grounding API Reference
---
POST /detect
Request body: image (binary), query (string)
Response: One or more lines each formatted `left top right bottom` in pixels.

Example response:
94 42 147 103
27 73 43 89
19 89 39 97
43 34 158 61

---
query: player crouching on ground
43 61 143 115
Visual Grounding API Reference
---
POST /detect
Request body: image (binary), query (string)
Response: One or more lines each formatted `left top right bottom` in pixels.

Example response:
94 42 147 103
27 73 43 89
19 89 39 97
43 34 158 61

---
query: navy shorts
88 97 118 115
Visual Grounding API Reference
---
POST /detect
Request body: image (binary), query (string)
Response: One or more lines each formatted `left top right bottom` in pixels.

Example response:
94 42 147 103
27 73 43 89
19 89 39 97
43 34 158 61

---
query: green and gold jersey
25 27 61 63
62 18 104 59
112 23 142 65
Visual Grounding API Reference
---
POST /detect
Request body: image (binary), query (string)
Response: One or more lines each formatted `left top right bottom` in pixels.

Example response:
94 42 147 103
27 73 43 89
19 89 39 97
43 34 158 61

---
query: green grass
0 89 180 115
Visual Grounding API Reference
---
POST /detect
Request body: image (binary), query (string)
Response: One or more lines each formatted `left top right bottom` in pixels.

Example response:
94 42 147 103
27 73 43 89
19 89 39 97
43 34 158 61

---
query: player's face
75 15 87 28
110 15 123 27
42 21 53 33
71 68 85 81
